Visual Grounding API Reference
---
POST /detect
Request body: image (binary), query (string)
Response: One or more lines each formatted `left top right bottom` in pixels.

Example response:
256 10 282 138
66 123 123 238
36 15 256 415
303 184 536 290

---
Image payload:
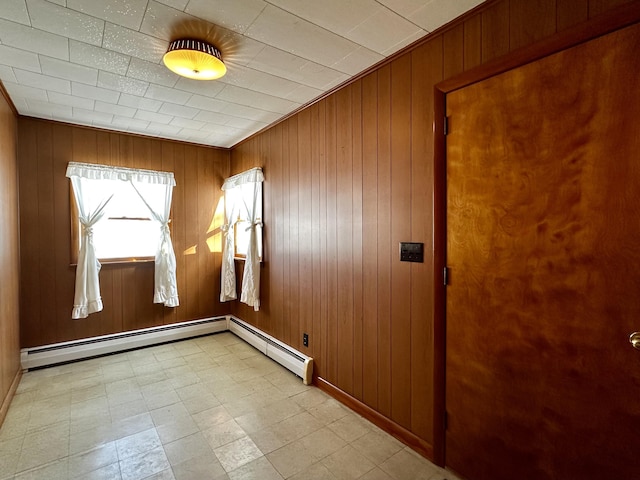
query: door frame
431 1 640 468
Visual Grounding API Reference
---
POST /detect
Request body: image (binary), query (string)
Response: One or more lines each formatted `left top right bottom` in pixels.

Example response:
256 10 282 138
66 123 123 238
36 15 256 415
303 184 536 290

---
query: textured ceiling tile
0 65 17 84
72 82 121 103
0 0 30 25
3 81 48 101
330 45 384 76
216 84 299 114
103 23 166 63
346 7 426 54
219 103 282 123
135 109 174 124
409 0 484 32
0 18 69 60
144 84 192 104
158 102 199 119
14 69 71 94
284 84 323 104
27 0 104 46
69 40 131 76
145 122 182 135
127 57 179 88
94 100 137 118
98 71 149 96
174 77 225 99
66 0 149 31
139 1 197 42
184 94 226 113
40 56 99 85
154 0 189 10
169 117 206 130
184 0 267 34
225 116 268 130
245 5 361 67
27 99 72 117
118 93 163 112
47 91 95 109
72 107 114 125
193 109 228 125
111 116 150 130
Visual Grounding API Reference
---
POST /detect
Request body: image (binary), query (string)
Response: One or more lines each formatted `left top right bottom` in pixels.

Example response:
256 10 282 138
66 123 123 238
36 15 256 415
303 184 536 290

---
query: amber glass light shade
163 39 226 80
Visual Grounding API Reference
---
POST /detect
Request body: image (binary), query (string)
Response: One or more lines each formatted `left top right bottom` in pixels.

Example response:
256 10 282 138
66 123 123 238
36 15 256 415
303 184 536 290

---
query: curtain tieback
82 224 94 238
245 220 263 232
221 224 231 235
161 221 171 235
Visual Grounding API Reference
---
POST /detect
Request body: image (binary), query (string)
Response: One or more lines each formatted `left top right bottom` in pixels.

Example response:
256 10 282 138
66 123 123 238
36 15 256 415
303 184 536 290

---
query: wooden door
445 23 640 480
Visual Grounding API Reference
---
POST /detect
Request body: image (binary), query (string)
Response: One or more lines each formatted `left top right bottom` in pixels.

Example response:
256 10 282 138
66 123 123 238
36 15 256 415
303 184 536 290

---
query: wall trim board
0 80 18 117
0 369 22 429
432 1 640 471
315 376 435 461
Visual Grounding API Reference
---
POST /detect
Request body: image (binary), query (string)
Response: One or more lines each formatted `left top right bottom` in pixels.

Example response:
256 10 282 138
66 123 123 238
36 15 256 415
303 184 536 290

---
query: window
220 167 264 310
72 179 159 262
66 162 179 319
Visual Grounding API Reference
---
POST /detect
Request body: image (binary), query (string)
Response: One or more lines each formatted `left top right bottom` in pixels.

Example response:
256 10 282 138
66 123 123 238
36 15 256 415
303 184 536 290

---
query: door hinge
444 267 449 286
444 116 449 135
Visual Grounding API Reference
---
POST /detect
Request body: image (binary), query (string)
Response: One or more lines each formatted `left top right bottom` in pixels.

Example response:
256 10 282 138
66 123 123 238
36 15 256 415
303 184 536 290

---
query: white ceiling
0 0 484 148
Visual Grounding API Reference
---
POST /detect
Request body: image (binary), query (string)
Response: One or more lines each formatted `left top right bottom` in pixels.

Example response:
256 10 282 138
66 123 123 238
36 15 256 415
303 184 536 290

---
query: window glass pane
92 218 158 259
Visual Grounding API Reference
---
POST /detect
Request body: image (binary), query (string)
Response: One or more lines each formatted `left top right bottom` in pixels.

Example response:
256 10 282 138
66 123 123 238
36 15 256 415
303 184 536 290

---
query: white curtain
220 186 239 302
66 162 178 318
130 180 179 307
220 167 264 310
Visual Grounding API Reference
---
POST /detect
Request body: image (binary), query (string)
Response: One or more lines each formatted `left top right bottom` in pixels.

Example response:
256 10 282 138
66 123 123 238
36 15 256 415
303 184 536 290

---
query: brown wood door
445 23 640 480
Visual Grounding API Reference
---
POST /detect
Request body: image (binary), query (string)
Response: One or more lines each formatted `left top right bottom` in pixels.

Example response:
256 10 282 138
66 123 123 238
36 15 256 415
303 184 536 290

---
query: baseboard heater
20 316 314 385
228 316 313 385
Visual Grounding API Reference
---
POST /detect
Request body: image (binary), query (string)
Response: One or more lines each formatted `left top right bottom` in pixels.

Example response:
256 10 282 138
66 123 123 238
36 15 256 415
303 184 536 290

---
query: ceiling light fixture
163 39 227 80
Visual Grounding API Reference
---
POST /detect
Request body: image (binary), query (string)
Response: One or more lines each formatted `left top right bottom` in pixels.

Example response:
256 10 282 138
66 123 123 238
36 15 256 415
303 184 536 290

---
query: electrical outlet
303 333 309 347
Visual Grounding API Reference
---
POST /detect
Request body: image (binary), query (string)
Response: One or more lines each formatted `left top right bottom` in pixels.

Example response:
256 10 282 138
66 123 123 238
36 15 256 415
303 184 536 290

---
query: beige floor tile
182 392 221 415
214 436 263 473
0 435 23 478
321 444 376 479
109 398 149 423
67 442 118 478
73 461 122 480
227 456 284 480
16 422 70 473
119 446 171 480
299 427 347 461
150 401 191 427
379 448 441 480
288 461 339 480
157 416 200 444
192 404 233 430
267 441 317 478
110 412 155 440
70 383 106 404
290 387 330 409
115 427 162 460
307 398 350 425
14 458 69 480
171 452 228 480
202 419 247 450
164 432 214 466
247 424 289 455
350 428 404 465
358 467 395 480
326 413 372 443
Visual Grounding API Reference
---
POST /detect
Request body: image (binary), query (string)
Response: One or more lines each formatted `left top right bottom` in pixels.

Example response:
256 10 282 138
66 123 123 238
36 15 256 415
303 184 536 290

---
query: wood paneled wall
18 118 230 348
230 0 634 454
0 87 20 425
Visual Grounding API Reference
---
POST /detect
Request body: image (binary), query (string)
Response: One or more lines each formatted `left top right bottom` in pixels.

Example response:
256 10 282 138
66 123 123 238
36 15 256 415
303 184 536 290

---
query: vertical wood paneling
288 118 300 349
361 72 379 409
589 0 634 16
464 15 483 70
557 0 589 30
18 119 229 347
390 56 413 429
411 38 443 442
510 0 557 50
481 0 510 63
336 86 354 394
443 24 465 79
376 64 392 418
0 90 20 421
351 80 364 400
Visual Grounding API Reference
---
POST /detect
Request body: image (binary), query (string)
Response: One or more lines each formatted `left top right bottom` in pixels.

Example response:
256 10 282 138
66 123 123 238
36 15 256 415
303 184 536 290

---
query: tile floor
0 332 462 480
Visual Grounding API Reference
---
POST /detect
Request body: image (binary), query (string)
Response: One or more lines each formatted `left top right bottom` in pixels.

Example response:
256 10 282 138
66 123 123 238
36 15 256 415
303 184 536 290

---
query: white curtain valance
66 162 176 186
221 167 264 190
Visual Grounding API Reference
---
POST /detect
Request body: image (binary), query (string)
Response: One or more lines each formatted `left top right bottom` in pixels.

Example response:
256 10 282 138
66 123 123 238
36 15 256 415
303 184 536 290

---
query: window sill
70 256 155 267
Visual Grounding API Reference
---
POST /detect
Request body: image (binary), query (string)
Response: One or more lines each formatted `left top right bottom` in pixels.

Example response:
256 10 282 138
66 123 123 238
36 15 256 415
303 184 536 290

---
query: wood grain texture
445 22 640 480
17 119 230 348
227 0 636 459
0 87 20 426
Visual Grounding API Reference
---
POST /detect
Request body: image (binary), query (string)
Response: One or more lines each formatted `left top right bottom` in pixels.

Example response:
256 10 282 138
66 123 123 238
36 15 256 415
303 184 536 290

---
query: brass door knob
630 332 640 350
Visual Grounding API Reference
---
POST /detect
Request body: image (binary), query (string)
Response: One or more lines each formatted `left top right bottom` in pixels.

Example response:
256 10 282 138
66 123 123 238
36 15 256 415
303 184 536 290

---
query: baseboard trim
315 376 435 461
0 368 22 428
